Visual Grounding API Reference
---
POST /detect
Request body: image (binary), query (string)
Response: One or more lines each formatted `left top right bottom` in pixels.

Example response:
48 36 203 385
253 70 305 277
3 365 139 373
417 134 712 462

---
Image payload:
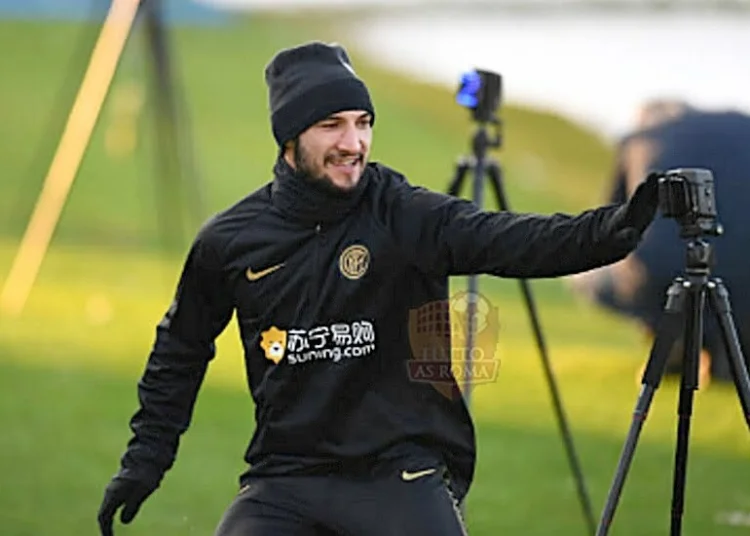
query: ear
283 139 296 168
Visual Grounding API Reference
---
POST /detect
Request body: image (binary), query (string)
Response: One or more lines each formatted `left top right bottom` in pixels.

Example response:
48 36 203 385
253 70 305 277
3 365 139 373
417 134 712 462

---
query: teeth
332 158 358 166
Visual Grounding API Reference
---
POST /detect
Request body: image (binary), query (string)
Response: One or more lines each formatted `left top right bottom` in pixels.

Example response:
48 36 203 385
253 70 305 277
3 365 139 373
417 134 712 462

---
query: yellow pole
0 0 142 316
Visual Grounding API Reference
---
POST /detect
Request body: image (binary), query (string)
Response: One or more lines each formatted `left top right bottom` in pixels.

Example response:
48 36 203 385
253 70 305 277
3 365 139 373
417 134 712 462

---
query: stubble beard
293 141 363 196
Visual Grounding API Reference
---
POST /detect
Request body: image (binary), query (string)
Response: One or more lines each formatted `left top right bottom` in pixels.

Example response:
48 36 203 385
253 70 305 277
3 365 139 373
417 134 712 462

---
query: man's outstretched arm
388 171 660 279
98 226 234 536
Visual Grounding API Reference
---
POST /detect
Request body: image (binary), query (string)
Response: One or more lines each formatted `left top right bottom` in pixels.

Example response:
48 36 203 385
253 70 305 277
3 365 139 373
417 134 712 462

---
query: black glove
606 171 661 247
97 473 161 536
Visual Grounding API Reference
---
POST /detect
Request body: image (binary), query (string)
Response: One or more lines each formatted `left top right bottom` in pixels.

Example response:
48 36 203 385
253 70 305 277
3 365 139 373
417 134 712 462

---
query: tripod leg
142 0 205 251
707 279 750 429
462 155 489 404
670 278 706 536
447 158 472 198
486 159 510 210
596 279 687 536
485 161 596 535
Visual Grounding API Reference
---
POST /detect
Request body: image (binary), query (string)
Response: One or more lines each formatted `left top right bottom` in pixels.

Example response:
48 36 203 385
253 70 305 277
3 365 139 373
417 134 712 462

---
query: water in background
6 0 748 138
345 9 750 139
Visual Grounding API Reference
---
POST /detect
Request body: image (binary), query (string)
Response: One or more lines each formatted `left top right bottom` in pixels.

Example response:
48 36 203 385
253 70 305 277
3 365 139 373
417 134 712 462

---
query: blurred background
1 0 749 534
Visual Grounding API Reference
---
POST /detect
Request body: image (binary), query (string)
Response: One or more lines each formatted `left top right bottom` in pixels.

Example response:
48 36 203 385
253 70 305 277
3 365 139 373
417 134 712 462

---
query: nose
337 124 362 153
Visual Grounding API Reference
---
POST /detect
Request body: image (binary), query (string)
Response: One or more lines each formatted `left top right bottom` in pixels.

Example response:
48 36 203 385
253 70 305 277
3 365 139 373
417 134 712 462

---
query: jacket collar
270 156 370 225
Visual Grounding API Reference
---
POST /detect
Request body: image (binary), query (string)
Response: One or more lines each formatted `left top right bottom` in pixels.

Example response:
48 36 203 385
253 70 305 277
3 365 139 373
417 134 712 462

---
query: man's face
287 110 373 191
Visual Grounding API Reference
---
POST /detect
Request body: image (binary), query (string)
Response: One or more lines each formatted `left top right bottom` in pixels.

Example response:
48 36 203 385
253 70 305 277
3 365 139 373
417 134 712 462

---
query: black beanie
264 41 376 147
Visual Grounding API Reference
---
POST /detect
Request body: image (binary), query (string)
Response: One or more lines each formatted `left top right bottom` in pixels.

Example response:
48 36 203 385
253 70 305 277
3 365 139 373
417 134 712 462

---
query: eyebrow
323 112 372 122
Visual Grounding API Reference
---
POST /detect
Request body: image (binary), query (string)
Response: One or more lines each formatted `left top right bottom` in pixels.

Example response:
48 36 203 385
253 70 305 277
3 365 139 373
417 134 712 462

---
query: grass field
1 10 748 536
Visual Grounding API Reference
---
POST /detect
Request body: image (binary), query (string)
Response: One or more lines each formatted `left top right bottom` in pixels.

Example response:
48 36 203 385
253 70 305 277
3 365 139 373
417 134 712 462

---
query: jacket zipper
309 223 323 311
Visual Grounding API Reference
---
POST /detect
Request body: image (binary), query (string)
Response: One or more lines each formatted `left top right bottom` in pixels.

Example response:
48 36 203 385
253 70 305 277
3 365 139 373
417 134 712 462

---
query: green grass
1 11 748 536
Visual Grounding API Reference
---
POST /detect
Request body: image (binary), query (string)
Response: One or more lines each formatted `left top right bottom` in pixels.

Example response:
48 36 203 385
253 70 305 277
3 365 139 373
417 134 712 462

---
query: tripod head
456 69 502 159
656 167 723 276
656 168 723 240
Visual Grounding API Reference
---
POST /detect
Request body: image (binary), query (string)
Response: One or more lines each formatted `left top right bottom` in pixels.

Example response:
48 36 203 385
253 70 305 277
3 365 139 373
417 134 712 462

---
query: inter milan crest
339 244 370 280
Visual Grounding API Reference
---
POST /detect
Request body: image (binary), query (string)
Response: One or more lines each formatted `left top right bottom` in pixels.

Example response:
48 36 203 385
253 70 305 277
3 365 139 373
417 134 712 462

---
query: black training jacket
118 157 634 501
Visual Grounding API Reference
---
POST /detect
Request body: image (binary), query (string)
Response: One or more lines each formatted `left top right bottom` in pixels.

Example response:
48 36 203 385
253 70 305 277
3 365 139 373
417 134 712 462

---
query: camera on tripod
656 168 723 239
597 166 750 536
456 69 502 125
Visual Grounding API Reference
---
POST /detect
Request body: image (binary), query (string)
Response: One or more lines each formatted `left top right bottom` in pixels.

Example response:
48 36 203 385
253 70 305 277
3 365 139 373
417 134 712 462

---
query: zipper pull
315 223 322 233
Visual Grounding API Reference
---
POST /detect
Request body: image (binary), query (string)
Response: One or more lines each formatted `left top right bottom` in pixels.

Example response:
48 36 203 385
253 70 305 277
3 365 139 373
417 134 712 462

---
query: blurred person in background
97 41 659 536
570 99 750 386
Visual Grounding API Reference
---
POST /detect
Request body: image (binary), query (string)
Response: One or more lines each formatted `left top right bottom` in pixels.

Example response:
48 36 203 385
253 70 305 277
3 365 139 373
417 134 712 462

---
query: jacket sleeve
118 225 234 482
388 181 635 279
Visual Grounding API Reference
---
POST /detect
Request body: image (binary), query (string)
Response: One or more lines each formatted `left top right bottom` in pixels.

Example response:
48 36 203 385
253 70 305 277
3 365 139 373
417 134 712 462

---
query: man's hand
608 171 661 246
97 474 160 536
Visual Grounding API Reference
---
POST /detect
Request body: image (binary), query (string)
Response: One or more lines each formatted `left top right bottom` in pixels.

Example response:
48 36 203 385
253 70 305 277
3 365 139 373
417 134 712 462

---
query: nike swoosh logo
246 263 284 281
401 468 437 481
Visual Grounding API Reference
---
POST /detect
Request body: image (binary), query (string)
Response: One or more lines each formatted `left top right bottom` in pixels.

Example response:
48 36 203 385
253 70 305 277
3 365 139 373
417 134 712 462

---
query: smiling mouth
326 155 363 169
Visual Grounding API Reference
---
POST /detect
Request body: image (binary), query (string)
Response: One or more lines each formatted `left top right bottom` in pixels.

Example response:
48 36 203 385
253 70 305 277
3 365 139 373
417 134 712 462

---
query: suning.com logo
259 321 376 365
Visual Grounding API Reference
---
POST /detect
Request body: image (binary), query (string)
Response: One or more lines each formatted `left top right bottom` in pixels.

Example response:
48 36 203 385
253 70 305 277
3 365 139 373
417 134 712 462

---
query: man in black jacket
97 41 659 535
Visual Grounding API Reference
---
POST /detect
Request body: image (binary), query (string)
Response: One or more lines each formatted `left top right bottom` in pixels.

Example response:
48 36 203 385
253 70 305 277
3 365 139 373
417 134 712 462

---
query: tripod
595 237 750 535
447 118 597 535
0 0 203 316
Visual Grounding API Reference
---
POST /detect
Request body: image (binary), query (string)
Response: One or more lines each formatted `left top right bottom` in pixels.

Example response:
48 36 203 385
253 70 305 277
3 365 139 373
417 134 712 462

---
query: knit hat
264 41 376 147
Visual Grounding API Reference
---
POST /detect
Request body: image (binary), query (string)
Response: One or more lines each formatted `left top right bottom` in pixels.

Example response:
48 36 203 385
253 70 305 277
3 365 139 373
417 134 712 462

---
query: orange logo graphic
259 326 288 364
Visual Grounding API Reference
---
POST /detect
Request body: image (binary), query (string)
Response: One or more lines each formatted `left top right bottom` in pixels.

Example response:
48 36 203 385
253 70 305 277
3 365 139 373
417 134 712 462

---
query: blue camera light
456 70 482 108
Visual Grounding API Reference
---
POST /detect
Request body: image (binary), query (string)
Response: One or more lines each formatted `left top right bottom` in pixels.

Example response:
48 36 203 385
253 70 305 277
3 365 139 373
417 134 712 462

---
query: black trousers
213 465 469 536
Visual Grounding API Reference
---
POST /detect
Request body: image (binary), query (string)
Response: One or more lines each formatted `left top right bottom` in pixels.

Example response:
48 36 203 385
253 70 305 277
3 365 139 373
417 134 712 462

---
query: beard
293 141 364 196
